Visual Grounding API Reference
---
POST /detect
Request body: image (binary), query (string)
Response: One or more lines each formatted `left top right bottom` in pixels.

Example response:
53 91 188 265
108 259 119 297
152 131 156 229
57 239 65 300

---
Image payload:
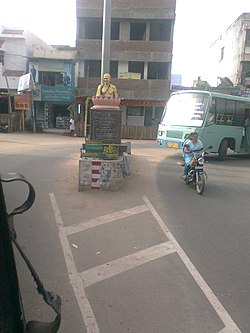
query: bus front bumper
157 139 183 149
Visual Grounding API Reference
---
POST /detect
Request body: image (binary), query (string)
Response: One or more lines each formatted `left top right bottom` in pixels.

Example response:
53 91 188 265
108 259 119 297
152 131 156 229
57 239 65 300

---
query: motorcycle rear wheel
196 173 205 195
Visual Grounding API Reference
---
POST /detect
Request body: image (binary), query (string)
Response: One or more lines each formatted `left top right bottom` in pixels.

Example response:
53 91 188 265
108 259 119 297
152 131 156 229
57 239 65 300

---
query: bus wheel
218 139 228 160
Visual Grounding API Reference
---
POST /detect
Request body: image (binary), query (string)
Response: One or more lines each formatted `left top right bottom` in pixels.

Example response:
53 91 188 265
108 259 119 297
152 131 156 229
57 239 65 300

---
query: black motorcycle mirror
0 173 61 333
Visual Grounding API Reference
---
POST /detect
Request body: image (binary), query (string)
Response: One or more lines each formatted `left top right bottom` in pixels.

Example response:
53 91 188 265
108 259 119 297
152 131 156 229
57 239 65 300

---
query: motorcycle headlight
198 157 204 165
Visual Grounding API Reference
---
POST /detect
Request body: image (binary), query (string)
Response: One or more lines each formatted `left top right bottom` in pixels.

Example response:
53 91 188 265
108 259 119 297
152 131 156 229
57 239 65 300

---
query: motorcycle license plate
195 166 203 170
167 142 178 148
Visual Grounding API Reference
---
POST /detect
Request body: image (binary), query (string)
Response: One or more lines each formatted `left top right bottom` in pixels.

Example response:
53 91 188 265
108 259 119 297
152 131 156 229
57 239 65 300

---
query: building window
85 19 102 39
130 22 146 40
111 21 120 40
127 106 145 126
84 60 101 78
38 72 64 86
220 47 224 61
127 107 144 116
147 62 169 80
78 18 85 39
242 63 250 86
149 20 172 41
144 106 153 126
0 51 4 65
110 61 118 78
79 19 120 40
245 30 250 47
128 61 144 79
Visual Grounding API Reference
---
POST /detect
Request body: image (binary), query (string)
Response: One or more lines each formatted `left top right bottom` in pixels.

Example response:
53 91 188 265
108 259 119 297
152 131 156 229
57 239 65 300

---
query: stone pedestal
90 96 122 144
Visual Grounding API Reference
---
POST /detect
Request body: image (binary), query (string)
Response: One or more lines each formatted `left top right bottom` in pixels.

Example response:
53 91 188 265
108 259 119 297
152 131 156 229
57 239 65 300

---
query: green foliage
103 145 117 154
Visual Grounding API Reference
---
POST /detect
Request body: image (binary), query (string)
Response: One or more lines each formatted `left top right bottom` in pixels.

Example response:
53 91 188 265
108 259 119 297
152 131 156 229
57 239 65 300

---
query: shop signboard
119 72 141 79
41 86 75 103
17 73 35 92
14 95 30 110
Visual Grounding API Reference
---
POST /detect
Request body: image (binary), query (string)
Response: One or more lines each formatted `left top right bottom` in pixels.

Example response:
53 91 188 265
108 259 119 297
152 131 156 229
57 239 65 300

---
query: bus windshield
161 92 210 127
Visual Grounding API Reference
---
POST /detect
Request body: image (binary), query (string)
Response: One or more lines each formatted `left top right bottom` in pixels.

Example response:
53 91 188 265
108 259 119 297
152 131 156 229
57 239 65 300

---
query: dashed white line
80 241 175 287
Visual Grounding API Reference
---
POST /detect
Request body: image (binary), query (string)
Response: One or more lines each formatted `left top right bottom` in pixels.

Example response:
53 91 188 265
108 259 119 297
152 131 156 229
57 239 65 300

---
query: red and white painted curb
91 161 101 189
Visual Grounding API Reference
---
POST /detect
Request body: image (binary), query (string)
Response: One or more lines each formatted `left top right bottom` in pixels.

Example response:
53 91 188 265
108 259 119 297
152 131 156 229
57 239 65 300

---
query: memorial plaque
90 108 122 144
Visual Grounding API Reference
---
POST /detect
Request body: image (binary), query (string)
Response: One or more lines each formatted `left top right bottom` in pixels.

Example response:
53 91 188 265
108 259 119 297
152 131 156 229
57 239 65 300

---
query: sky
172 0 250 85
0 0 250 86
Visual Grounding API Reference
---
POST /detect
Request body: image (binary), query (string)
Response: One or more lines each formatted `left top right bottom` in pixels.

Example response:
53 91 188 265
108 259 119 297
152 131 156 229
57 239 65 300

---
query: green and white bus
157 90 250 160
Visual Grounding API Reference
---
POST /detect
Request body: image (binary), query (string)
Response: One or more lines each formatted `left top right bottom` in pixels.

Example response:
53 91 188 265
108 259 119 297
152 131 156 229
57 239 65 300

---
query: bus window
225 100 235 125
234 101 245 126
161 92 209 127
216 98 226 124
205 102 215 126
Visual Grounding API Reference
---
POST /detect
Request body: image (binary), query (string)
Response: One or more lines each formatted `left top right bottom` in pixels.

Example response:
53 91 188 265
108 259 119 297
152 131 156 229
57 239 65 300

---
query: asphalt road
0 132 249 333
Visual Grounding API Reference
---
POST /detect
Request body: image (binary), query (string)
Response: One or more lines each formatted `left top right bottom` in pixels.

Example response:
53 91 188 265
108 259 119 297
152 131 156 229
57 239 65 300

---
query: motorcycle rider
181 132 203 180
181 132 194 166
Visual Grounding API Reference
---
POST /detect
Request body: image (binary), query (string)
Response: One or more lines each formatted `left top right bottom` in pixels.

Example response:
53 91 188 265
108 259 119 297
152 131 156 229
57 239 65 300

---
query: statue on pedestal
92 73 120 109
96 73 118 98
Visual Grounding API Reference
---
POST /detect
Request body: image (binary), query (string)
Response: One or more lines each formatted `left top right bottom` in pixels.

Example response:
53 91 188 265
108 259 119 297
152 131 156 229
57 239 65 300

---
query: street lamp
101 0 112 83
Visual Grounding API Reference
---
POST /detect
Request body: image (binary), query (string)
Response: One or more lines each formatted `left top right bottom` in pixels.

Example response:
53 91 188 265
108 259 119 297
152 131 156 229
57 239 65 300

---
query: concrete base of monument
78 157 125 191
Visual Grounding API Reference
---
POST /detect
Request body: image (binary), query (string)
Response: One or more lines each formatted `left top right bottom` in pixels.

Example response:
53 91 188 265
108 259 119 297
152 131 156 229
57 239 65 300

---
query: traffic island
78 94 130 191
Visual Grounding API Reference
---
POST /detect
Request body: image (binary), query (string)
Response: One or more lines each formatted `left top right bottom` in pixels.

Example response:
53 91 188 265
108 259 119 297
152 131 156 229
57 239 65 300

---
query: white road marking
143 195 242 333
50 190 242 333
49 193 100 333
80 241 175 287
65 204 149 235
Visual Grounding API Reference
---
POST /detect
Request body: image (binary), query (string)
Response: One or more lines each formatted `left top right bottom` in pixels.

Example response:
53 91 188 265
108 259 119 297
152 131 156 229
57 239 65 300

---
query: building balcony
76 77 170 100
76 0 176 20
76 40 173 62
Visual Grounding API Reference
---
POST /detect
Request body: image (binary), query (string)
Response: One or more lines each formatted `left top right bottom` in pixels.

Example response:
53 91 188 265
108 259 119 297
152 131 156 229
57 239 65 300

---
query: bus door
201 103 218 151
243 112 250 149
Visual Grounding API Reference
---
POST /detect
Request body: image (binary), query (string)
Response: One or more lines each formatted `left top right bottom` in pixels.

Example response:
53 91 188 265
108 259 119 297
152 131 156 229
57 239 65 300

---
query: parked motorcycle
0 122 8 133
185 152 208 195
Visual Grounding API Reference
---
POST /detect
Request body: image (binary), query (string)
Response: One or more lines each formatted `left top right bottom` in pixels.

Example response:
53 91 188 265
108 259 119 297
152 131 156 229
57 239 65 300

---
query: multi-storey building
0 26 76 132
0 26 55 130
210 13 250 90
0 26 52 93
76 0 176 139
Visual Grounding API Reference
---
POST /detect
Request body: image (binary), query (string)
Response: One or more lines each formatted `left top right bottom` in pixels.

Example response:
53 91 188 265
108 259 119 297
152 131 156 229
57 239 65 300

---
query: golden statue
96 73 118 98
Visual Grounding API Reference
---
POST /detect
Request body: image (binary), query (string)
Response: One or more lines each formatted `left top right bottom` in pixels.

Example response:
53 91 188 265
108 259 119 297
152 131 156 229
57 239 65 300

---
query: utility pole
4 75 12 114
101 0 112 83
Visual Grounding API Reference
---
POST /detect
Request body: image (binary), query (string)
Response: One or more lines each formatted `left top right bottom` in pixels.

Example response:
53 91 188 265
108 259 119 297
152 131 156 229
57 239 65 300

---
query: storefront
34 86 74 129
29 59 75 129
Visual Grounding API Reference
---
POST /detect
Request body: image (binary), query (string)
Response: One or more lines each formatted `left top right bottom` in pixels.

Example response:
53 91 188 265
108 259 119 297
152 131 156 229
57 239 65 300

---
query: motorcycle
185 151 208 195
0 122 8 133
